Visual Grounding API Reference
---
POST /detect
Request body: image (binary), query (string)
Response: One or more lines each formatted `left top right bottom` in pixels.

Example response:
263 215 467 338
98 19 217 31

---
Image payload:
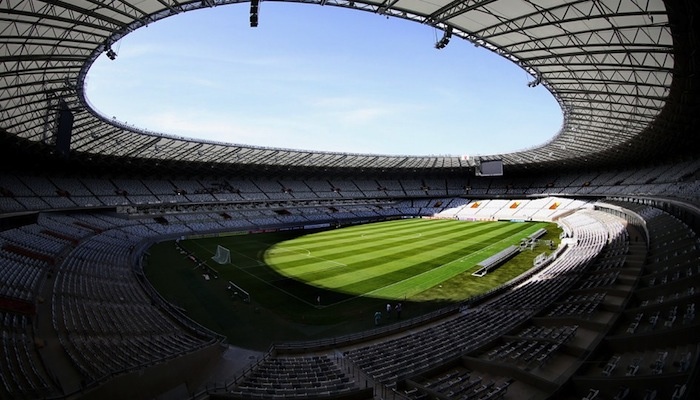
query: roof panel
0 0 689 172
398 0 441 16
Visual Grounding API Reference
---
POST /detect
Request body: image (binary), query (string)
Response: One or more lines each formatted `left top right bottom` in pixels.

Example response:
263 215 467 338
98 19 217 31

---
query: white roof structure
1 0 697 173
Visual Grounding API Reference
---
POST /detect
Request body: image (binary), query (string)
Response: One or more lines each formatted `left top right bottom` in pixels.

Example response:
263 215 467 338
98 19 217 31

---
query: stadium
0 0 699 399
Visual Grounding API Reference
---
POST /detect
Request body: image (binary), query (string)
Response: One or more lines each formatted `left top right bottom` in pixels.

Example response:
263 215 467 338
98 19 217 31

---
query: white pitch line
188 240 318 307
235 263 319 307
330 230 527 306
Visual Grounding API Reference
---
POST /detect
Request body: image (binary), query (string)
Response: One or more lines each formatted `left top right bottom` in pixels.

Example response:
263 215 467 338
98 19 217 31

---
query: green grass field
144 218 561 350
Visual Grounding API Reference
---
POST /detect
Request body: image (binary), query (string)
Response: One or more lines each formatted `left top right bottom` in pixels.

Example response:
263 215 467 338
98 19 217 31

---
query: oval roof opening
85 3 562 156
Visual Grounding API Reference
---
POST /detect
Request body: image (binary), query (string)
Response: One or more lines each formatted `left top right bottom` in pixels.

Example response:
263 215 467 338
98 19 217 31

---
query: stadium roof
1 0 698 174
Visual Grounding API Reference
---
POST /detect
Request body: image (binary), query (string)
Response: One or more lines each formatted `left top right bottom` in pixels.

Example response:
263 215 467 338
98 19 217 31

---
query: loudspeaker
55 101 73 157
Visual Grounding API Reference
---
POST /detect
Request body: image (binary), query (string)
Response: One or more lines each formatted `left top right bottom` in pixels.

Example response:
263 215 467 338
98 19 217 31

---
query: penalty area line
188 240 318 307
234 265 320 308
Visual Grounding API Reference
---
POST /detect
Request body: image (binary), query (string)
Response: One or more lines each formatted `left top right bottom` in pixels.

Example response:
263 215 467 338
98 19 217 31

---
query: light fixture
435 26 452 49
250 0 259 27
527 72 542 87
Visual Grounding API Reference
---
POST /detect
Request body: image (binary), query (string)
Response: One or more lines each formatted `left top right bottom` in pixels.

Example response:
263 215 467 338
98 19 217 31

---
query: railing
189 347 274 399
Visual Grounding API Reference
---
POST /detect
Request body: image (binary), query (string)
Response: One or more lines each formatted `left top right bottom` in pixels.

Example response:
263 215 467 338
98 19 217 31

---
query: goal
211 245 231 264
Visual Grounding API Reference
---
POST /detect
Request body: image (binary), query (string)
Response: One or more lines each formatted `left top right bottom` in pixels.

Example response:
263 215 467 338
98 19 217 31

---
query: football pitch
144 218 561 349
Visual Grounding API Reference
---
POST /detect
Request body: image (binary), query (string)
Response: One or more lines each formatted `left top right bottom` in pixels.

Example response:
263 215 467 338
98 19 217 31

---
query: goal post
211 245 231 264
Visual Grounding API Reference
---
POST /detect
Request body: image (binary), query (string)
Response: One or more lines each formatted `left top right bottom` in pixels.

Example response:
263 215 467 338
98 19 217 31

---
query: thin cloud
308 96 427 125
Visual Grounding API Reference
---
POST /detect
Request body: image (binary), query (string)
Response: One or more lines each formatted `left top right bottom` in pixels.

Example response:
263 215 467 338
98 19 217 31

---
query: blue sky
85 3 562 156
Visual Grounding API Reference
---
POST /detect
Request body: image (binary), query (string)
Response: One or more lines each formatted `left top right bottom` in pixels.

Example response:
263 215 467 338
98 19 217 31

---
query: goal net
211 245 231 264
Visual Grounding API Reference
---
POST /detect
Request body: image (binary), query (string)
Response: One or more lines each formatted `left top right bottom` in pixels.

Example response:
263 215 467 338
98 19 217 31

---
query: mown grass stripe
325 223 543 293
367 223 548 298
269 222 540 291
286 221 495 256
279 219 425 247
286 218 430 243
266 220 507 268
287 219 498 249
272 222 529 284
275 219 483 254
267 221 521 280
